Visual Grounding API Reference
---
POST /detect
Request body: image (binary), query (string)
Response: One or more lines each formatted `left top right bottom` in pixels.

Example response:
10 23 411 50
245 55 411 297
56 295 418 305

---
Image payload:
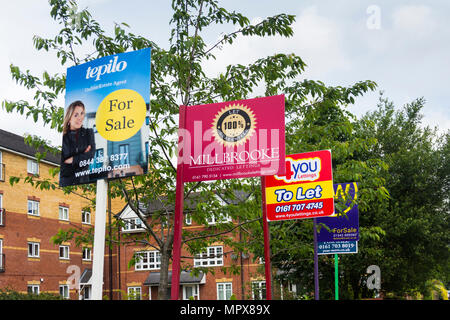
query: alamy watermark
366 5 381 30
66 265 81 290
366 265 381 290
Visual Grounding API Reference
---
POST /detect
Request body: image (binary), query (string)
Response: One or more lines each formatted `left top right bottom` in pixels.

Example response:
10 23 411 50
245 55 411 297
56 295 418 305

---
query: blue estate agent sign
316 182 359 242
60 48 151 187
318 241 358 255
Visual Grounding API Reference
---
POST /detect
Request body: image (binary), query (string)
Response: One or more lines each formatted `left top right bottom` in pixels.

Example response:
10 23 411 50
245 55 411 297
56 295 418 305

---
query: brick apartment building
113 199 268 300
0 128 100 299
0 128 279 300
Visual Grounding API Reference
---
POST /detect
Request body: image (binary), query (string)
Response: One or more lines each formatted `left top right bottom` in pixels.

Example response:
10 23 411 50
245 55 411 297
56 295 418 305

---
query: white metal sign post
91 179 108 300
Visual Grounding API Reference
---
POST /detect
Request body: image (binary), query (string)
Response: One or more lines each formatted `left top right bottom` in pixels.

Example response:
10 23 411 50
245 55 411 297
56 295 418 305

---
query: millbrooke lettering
189 148 279 166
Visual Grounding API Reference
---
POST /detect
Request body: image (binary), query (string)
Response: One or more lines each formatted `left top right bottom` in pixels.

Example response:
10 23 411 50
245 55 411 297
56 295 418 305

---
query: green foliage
7 0 443 301
354 94 450 298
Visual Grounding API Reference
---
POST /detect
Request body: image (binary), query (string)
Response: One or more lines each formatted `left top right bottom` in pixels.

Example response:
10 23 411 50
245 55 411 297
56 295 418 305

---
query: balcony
0 254 4 273
0 208 4 227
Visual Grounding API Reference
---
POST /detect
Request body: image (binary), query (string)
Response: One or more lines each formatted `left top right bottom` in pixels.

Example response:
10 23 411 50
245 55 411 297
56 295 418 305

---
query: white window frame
217 282 233 300
0 239 3 271
251 281 266 300
288 281 297 294
122 217 145 232
59 245 70 260
81 285 91 300
82 247 92 261
183 284 200 300
59 206 69 221
0 151 3 181
59 284 70 299
27 200 39 216
207 214 232 225
0 194 3 226
185 214 192 225
27 285 39 295
82 211 91 224
27 159 39 175
127 286 142 300
135 251 161 270
194 246 223 267
28 242 40 258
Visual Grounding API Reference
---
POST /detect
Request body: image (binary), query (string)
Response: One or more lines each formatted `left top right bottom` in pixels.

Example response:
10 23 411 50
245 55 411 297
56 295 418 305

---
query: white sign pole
91 178 108 300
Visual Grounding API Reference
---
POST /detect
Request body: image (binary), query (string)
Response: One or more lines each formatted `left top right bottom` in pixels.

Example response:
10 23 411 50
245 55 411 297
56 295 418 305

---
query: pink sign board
178 95 286 182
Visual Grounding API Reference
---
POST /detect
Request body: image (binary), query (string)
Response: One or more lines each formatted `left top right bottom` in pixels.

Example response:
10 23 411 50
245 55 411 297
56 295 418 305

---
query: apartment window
217 282 233 300
122 217 144 232
28 242 40 258
252 281 266 300
59 206 69 221
185 214 192 225
127 287 141 300
27 285 39 295
27 159 39 175
27 200 39 216
288 282 297 294
81 286 91 300
194 246 223 267
135 251 161 270
59 246 70 260
0 151 3 181
0 239 3 272
59 285 70 299
207 214 232 225
0 194 3 226
183 285 200 300
82 211 91 224
82 247 92 261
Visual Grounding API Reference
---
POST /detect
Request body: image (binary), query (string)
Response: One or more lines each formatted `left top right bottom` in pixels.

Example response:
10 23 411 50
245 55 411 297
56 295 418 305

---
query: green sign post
335 254 339 300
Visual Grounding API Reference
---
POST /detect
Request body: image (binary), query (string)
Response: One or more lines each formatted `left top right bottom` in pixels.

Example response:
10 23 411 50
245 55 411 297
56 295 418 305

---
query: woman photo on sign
60 100 96 187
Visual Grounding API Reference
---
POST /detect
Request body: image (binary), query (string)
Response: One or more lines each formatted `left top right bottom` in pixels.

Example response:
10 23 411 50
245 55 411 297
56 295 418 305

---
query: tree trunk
158 247 171 300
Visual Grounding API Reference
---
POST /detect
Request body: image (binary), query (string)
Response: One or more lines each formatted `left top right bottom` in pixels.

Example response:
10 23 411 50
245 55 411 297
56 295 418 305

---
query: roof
143 271 205 286
115 190 253 219
0 129 60 164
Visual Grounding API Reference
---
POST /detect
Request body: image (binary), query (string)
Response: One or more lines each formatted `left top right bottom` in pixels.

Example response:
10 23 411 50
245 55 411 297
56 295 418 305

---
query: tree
253 81 389 299
354 94 450 298
3 0 302 300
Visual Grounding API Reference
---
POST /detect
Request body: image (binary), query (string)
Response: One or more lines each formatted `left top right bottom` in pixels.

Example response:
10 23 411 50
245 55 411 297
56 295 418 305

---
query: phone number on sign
275 201 323 213
79 153 128 167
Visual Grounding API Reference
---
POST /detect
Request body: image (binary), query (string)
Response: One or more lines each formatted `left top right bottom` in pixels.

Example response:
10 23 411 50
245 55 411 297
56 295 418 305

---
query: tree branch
120 178 163 248
183 217 261 243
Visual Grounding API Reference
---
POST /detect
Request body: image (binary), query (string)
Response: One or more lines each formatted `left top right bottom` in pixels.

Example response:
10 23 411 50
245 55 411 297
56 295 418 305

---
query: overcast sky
1 0 449 147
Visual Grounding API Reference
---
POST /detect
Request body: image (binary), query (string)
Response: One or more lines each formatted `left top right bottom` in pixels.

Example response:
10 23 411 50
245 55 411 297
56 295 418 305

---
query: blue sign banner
60 48 151 187
316 182 359 242
317 241 358 255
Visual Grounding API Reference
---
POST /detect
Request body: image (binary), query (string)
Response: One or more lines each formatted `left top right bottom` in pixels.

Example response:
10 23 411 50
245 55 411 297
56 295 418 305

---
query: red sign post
171 95 285 300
